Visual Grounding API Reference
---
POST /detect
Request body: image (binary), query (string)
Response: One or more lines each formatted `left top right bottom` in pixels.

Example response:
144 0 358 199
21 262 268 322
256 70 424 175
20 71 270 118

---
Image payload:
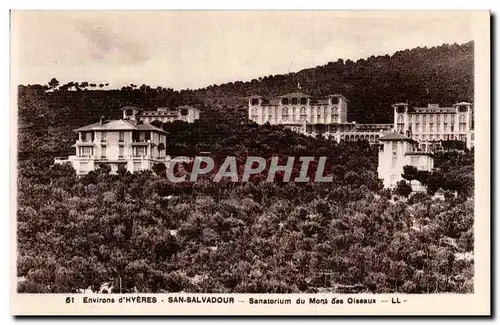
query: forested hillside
193 41 474 123
16 41 475 294
17 41 473 160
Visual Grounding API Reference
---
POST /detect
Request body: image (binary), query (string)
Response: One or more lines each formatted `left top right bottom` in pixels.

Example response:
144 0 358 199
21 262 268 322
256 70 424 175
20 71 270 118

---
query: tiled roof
277 92 312 98
74 119 168 134
75 120 136 132
378 132 414 142
135 123 168 134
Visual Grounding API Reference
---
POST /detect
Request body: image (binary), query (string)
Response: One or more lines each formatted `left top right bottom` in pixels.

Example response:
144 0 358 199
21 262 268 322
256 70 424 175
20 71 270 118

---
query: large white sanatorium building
55 105 198 174
248 92 474 149
392 102 474 150
249 92 474 190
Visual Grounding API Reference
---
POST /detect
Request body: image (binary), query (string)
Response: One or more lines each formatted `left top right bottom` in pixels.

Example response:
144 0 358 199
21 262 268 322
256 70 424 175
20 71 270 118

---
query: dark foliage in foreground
17 129 474 293
16 41 474 293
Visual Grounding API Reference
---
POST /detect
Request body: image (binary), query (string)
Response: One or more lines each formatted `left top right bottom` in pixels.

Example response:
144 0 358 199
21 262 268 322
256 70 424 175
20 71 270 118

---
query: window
282 107 288 116
397 106 405 113
459 114 467 132
415 123 420 132
443 123 448 132
81 132 87 142
101 145 106 159
101 131 107 142
145 132 151 141
291 98 298 105
181 108 189 116
300 98 307 105
458 105 468 112
429 123 434 132
331 97 339 105
300 107 307 115
126 109 133 116
80 147 93 157
135 147 146 156
282 98 289 105
119 131 124 142
251 98 259 106
119 145 124 158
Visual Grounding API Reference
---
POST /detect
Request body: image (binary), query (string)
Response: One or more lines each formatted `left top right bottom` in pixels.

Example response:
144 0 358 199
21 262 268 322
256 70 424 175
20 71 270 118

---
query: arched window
300 98 307 105
282 107 288 115
291 98 298 105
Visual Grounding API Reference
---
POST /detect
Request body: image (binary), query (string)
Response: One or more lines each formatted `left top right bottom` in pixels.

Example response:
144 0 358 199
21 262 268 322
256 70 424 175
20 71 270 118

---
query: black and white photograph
10 10 490 315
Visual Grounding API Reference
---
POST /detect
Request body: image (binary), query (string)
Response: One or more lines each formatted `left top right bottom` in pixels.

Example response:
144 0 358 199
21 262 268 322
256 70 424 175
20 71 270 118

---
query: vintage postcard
10 10 490 316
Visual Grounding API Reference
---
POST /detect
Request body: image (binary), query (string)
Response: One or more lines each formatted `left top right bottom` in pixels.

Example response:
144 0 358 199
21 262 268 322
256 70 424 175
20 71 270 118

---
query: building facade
56 114 168 175
248 92 349 125
122 105 200 124
248 92 393 144
377 132 434 190
249 92 474 149
393 102 474 150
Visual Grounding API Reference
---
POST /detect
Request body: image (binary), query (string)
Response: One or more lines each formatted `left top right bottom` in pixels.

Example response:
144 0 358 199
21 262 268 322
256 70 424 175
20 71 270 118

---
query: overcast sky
12 11 475 90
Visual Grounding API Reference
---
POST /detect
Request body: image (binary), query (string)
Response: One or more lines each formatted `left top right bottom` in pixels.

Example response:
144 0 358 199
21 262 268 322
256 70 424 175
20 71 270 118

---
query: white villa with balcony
56 114 169 175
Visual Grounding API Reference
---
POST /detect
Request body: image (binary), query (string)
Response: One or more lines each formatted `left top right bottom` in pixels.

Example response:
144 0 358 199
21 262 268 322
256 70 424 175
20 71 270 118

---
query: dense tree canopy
16 41 475 294
17 126 474 294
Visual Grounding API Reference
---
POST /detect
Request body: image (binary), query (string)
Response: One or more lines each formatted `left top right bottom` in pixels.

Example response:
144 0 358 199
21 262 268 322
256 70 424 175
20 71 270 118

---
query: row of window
414 134 467 141
254 114 341 122
78 145 167 158
251 97 341 106
251 106 341 115
81 131 166 143
402 122 469 133
397 113 468 124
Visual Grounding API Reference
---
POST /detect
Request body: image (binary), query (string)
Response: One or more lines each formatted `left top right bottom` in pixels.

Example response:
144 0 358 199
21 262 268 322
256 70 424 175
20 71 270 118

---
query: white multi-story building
393 102 474 150
248 92 393 144
56 115 168 175
124 105 200 124
377 132 434 190
248 92 349 125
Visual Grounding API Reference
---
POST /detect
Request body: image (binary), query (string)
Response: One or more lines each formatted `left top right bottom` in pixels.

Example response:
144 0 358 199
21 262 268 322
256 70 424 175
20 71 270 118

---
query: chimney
100 115 105 125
